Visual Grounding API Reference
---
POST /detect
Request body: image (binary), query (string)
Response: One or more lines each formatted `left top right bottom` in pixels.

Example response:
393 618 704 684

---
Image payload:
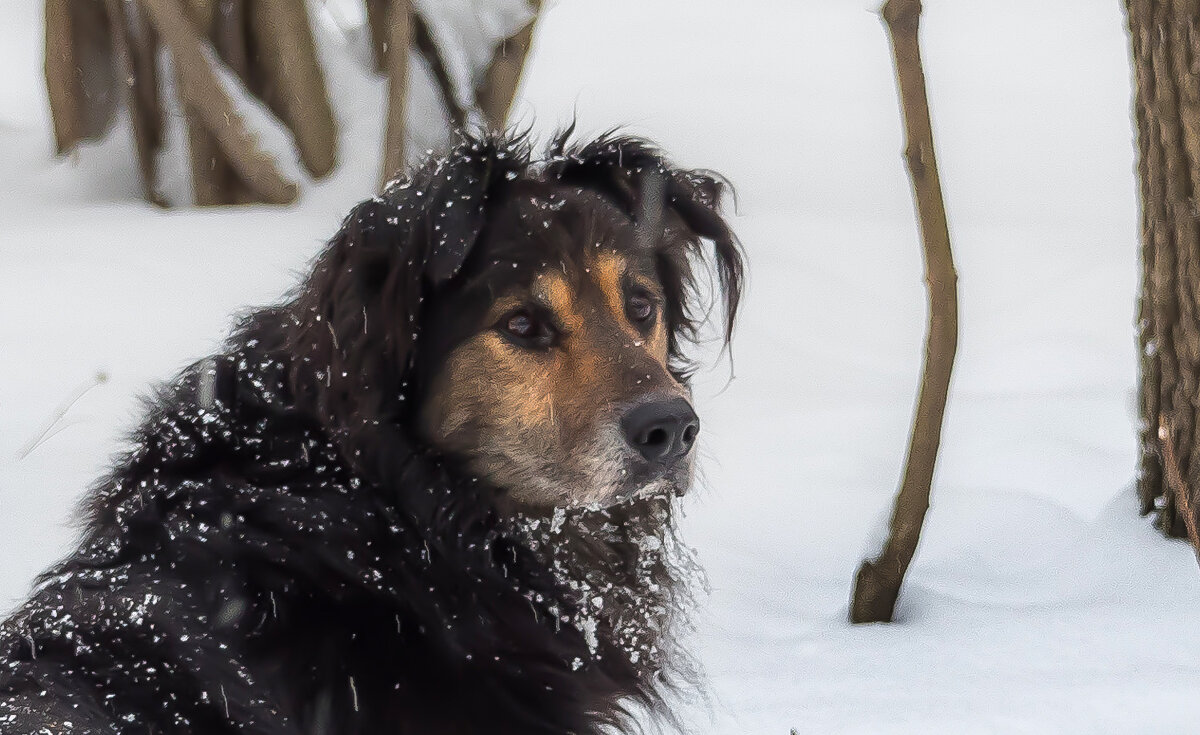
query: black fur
0 131 743 735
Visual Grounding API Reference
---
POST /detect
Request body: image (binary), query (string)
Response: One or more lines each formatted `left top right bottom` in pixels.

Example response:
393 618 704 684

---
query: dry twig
850 0 959 624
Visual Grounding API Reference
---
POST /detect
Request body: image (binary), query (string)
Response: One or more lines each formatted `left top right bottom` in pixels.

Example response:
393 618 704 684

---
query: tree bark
198 0 254 205
141 0 297 205
364 0 389 72
1128 0 1200 544
181 0 215 29
381 0 413 183
44 0 117 154
476 0 540 130
107 0 166 205
247 0 338 177
213 0 250 79
45 0 83 153
1159 416 1200 560
850 0 958 624
179 86 244 206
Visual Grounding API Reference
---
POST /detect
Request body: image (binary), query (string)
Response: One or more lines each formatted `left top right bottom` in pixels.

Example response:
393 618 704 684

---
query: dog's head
291 132 742 512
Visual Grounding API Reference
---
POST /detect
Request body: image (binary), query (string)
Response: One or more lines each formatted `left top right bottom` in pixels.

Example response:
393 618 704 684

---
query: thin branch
850 0 959 624
411 10 467 128
18 372 109 460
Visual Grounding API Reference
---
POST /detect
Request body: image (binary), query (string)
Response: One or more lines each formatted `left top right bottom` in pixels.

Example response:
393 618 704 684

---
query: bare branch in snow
850 0 959 625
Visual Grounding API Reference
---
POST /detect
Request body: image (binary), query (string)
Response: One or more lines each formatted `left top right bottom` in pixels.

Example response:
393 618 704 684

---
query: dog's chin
609 475 684 504
497 474 687 518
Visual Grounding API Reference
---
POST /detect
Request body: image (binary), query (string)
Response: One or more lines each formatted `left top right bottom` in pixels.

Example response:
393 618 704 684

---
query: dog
0 130 743 735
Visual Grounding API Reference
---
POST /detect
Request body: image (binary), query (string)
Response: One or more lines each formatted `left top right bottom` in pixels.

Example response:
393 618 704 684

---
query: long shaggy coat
0 131 742 735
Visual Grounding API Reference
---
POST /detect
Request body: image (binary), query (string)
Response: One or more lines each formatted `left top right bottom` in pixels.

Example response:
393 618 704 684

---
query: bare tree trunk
44 0 83 153
247 0 338 177
850 0 958 625
178 0 246 205
45 0 117 153
180 92 244 206
213 0 250 78
364 0 389 72
142 0 297 204
183 0 215 28
1159 418 1200 561
1128 0 1200 544
476 0 540 130
107 0 165 205
381 0 413 183
44 0 515 205
411 13 467 129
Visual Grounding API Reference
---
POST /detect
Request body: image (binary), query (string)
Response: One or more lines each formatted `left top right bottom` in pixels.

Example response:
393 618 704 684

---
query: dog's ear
360 136 506 289
420 149 495 285
343 196 406 297
661 167 744 345
550 134 745 347
288 135 521 434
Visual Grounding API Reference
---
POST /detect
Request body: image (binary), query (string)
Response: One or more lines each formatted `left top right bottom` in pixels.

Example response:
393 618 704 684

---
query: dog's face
418 187 698 509
295 133 742 514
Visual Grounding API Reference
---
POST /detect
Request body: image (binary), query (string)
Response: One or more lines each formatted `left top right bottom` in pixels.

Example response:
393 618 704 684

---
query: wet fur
0 130 742 734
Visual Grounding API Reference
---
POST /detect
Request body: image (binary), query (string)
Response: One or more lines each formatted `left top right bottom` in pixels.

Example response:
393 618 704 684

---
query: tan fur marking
594 251 669 361
532 272 583 333
421 255 687 509
594 251 627 326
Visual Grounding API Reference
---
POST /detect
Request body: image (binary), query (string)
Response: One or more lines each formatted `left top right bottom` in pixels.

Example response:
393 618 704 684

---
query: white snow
3 0 1200 732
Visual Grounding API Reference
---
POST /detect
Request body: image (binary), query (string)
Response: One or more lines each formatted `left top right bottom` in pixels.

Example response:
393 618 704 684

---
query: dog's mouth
439 407 697 512
473 447 690 514
561 422 696 508
541 467 689 513
610 470 687 504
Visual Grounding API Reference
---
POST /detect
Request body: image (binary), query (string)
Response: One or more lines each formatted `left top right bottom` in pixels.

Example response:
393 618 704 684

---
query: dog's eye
507 312 538 338
499 309 556 348
627 294 656 324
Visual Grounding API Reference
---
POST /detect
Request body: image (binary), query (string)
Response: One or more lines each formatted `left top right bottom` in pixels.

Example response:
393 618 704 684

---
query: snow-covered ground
3 1 1200 732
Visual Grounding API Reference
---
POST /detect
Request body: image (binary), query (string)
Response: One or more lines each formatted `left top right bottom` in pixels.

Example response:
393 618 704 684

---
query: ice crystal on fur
508 492 704 689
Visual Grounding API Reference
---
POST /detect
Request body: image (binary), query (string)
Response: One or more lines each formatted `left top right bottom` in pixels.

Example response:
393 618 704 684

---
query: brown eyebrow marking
594 251 671 358
531 270 583 333
594 251 628 326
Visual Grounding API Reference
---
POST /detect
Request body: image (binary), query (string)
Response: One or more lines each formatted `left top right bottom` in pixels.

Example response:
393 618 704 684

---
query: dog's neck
505 494 700 685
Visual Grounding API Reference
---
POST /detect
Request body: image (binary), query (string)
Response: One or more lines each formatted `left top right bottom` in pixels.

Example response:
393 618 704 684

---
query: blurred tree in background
43 0 538 206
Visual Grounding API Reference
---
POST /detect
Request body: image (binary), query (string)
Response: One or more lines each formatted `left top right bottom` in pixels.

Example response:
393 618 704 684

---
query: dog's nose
621 397 699 464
